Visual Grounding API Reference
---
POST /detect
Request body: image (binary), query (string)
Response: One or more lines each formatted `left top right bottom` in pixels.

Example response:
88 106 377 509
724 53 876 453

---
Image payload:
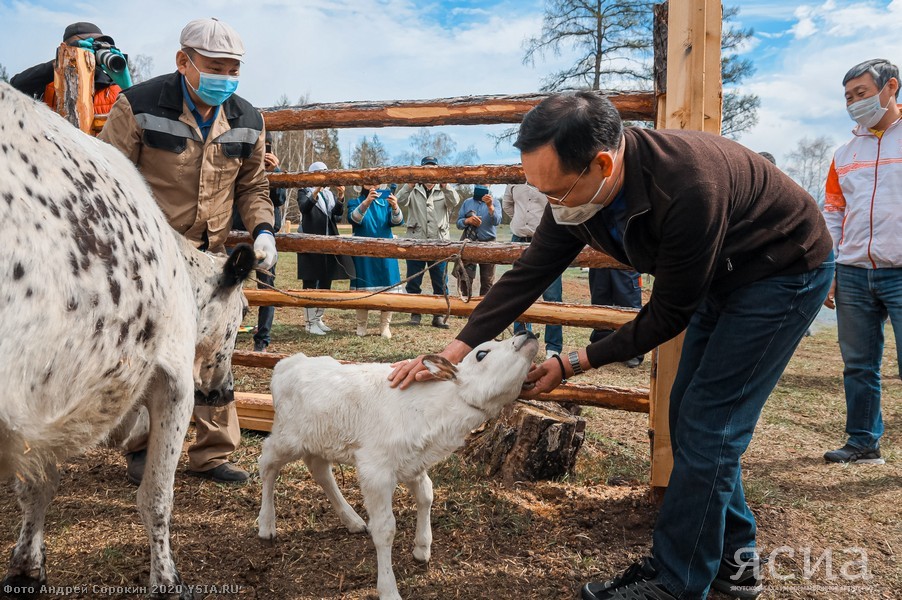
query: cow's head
193 243 257 407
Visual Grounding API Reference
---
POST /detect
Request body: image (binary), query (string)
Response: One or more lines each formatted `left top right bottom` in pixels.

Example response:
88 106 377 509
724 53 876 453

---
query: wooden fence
234 0 722 495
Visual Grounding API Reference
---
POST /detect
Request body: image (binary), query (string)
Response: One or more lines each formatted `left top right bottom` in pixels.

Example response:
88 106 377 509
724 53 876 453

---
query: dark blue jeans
652 256 834 599
511 234 563 353
405 259 448 296
835 264 902 450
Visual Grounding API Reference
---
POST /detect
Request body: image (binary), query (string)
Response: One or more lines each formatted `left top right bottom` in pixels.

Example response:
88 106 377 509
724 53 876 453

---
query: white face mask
847 83 890 129
550 151 617 226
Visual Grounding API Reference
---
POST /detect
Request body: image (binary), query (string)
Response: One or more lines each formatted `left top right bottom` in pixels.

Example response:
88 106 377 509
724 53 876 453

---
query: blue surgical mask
186 55 239 106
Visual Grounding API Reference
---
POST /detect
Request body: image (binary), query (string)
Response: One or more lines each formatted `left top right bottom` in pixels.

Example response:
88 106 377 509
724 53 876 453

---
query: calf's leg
305 455 367 534
403 472 434 562
257 435 301 540
2 462 59 598
359 469 400 600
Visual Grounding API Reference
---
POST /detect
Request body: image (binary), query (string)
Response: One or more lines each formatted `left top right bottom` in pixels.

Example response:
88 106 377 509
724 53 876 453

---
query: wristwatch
567 351 584 375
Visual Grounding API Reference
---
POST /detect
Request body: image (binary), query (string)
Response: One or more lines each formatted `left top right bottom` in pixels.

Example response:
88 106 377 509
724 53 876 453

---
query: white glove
253 231 277 271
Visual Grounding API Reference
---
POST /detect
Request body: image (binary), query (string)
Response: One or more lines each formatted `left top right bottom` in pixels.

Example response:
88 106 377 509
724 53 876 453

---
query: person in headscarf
347 184 404 338
296 162 355 335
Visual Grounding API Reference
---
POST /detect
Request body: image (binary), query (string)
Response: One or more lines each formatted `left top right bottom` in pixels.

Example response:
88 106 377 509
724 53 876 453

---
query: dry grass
1 234 900 599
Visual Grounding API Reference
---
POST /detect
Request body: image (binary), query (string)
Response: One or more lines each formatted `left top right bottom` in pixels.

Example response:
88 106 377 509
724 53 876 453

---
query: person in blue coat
348 185 404 338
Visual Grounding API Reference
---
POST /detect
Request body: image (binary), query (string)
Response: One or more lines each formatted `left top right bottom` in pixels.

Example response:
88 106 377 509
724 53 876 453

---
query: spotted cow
0 82 256 599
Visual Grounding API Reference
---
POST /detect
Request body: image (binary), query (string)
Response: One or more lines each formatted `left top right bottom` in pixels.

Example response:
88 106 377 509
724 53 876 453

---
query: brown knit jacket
457 127 833 367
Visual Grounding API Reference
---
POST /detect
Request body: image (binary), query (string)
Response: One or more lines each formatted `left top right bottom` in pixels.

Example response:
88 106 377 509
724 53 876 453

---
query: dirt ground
1 263 899 600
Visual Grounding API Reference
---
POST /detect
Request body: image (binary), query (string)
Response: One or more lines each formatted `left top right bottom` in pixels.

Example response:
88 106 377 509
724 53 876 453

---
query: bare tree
128 54 154 84
350 135 390 169
271 93 343 223
0 63 8 83
520 1 759 138
395 129 480 167
784 136 835 207
524 0 653 91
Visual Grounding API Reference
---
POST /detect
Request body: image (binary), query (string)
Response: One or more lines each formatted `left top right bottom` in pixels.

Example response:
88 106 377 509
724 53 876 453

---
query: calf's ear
221 244 256 288
422 355 458 381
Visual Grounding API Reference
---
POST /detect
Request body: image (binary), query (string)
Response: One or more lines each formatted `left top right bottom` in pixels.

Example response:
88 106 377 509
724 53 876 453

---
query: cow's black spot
30 165 38 178
18 151 28 163
109 277 121 305
137 318 155 343
2 192 12 205
12 263 24 280
118 321 130 345
66 297 78 312
25 288 33 298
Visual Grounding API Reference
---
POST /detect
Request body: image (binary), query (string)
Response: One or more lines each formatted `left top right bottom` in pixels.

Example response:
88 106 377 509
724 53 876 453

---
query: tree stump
460 400 586 484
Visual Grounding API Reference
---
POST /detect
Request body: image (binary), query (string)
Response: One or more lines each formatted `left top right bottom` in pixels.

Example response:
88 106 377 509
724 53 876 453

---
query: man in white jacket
822 58 902 465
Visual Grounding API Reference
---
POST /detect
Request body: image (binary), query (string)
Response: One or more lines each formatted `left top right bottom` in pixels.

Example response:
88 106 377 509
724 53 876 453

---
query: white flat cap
179 17 244 60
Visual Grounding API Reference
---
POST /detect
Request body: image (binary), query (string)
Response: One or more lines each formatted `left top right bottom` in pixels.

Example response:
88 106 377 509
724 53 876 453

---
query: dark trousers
405 260 447 296
588 268 642 344
456 262 496 297
253 265 277 346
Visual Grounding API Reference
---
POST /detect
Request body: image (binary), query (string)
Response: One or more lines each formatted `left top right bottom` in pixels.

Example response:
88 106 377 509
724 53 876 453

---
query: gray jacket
396 184 460 241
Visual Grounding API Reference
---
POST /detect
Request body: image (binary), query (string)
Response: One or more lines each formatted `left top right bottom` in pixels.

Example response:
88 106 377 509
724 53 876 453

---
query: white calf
0 82 255 599
257 332 539 599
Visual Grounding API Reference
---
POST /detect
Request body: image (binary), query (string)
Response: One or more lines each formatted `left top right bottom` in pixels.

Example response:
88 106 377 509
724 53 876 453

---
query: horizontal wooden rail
227 232 629 270
232 351 649 431
260 90 656 131
268 164 525 187
243 289 637 328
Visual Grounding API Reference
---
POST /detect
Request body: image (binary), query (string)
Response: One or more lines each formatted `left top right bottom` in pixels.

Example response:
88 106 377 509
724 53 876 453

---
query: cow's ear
221 244 256 288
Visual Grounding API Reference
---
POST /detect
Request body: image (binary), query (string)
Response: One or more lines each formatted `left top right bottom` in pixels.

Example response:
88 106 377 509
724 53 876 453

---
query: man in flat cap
10 22 123 117
395 156 461 328
100 17 277 485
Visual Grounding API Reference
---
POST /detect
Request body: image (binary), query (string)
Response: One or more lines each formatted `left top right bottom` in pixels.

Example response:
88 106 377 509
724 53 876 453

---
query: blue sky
1 0 899 177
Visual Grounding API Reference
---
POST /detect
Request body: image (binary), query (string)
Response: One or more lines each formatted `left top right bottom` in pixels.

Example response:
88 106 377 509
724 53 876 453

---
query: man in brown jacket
391 92 834 600
100 17 276 484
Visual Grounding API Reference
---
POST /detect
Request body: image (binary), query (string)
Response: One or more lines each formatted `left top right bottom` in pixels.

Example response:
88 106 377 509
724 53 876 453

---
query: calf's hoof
412 545 431 563
1 572 46 599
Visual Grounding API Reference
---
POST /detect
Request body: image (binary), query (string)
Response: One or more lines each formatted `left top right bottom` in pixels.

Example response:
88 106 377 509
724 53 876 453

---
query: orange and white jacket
823 113 902 268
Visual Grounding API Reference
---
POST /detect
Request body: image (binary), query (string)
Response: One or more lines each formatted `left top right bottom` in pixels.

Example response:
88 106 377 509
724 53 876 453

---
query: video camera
76 38 133 89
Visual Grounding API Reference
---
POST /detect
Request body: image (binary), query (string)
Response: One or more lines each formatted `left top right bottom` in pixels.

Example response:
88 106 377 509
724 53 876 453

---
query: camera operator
10 22 124 118
453 185 502 297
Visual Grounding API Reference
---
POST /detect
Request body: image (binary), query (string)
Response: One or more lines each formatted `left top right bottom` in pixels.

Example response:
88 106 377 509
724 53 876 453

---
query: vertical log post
53 44 96 135
649 0 723 501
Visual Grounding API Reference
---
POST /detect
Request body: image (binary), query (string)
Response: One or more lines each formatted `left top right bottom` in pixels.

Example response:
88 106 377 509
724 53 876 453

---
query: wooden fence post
649 0 723 500
52 44 96 134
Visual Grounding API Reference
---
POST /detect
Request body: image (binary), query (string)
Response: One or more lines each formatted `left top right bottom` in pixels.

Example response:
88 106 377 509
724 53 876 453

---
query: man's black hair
514 91 623 174
843 59 900 99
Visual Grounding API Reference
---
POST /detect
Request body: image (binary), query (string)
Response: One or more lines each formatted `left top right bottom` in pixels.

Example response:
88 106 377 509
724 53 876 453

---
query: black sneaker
711 555 765 598
431 315 450 329
253 340 267 352
408 313 422 326
824 444 885 465
582 558 676 600
187 462 249 484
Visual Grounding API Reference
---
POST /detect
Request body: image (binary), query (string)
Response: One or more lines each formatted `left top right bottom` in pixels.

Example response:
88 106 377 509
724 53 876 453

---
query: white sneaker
380 325 392 339
356 325 367 337
546 349 561 360
306 322 327 336
316 318 332 332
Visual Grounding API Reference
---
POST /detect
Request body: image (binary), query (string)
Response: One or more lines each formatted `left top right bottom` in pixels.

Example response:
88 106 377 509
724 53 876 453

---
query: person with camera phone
348 185 404 338
10 22 129 122
453 184 502 297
